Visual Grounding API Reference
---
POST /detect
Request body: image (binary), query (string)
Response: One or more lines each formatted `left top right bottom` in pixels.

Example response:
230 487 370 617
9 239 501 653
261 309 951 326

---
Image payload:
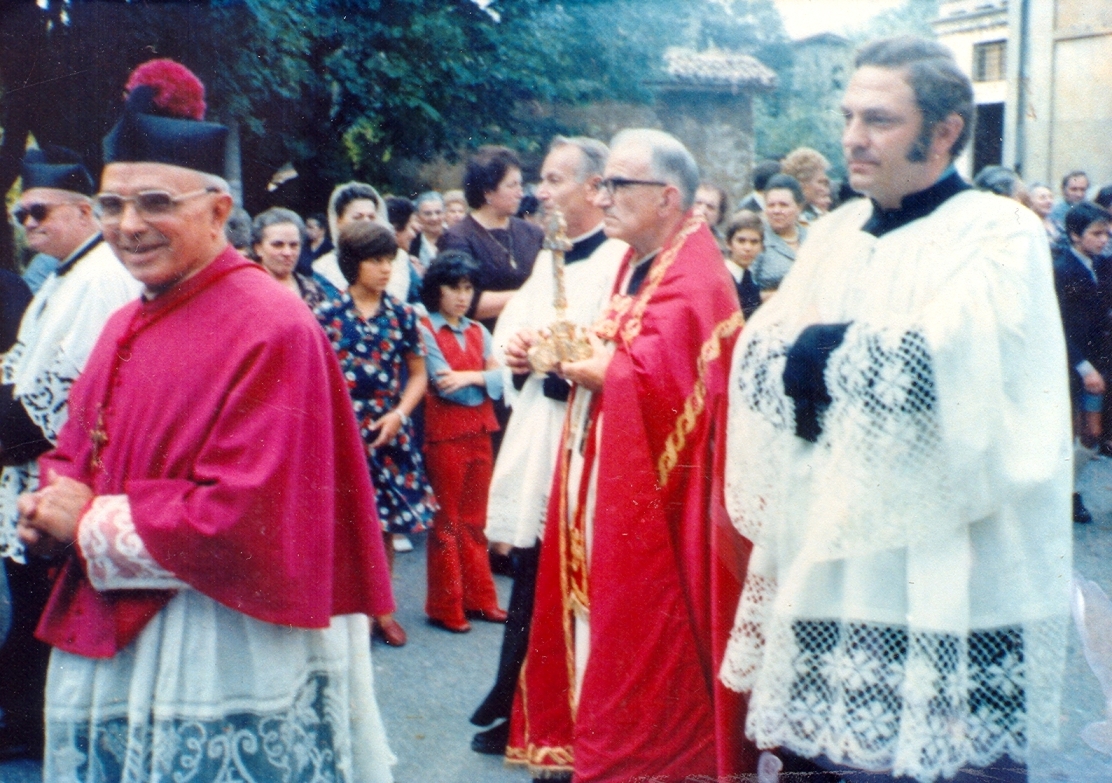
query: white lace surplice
46 495 395 783
0 240 140 560
721 191 1073 782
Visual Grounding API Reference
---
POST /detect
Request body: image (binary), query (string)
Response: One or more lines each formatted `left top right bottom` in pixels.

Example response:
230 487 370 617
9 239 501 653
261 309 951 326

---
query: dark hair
697 183 729 226
751 159 781 192
855 36 974 161
1062 170 1089 192
250 207 305 250
517 193 540 219
724 210 765 244
385 196 416 233
973 166 1021 199
336 221 397 285
1065 202 1111 244
306 212 326 227
763 174 805 206
1095 186 1112 211
420 251 480 312
463 146 521 210
332 182 381 223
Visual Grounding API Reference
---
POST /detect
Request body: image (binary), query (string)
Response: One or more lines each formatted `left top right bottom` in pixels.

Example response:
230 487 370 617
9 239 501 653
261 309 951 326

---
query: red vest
422 317 499 443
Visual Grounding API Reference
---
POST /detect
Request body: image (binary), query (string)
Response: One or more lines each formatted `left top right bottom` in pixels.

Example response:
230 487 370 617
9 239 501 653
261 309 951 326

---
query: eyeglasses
11 201 79 226
93 188 218 222
597 177 669 196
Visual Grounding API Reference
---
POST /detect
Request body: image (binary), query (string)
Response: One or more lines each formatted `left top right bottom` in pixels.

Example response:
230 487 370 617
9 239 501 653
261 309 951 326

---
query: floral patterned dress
318 292 437 534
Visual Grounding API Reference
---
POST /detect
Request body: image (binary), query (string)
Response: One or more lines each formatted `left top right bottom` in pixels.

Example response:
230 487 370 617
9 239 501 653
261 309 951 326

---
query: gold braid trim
593 215 705 346
505 744 575 776
656 311 744 487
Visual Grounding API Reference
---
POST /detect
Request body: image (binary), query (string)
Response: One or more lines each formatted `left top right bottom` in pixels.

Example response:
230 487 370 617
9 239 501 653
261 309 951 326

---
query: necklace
475 216 517 269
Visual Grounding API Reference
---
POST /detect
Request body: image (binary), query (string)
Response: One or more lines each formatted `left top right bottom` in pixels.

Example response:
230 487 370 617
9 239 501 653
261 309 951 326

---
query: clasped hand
17 471 94 557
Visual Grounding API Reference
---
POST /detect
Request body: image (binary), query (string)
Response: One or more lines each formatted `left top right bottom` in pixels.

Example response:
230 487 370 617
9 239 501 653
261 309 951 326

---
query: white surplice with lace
721 191 1073 782
44 495 395 783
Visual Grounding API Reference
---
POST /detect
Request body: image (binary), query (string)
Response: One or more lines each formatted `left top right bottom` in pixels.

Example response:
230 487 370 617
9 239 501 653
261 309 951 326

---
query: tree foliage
0 0 800 214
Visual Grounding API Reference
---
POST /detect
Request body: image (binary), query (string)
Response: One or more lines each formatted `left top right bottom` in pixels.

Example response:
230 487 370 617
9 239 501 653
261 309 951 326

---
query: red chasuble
35 248 394 658
507 215 758 781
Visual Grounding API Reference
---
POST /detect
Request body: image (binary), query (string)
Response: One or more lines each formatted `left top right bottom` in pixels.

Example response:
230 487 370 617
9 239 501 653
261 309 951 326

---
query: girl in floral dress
318 220 437 647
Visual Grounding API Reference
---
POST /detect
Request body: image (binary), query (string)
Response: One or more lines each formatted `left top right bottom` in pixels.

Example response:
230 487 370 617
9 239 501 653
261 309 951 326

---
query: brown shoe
374 616 408 647
428 616 472 633
466 607 508 623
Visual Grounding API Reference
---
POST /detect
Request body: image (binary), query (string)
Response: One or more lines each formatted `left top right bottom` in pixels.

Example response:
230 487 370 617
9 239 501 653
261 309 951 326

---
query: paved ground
6 456 1112 782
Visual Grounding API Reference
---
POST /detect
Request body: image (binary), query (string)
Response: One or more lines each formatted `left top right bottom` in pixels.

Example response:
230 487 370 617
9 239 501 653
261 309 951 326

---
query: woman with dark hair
250 207 329 310
417 251 506 633
751 173 808 294
317 220 438 647
437 146 544 330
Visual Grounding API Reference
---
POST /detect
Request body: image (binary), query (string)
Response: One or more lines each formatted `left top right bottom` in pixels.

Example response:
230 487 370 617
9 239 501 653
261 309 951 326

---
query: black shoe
471 720 510 755
1074 492 1093 524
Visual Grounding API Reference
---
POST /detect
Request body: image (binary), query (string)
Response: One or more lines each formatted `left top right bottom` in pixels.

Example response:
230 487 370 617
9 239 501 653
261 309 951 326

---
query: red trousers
424 433 499 624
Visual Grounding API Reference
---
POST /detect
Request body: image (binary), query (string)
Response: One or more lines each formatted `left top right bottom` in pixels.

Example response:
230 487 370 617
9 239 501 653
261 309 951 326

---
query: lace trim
729 614 1065 782
0 463 37 561
45 672 356 783
3 340 80 443
78 495 187 591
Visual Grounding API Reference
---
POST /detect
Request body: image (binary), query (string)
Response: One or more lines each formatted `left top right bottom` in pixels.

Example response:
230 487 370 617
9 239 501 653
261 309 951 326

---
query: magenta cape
507 216 757 781
36 248 394 658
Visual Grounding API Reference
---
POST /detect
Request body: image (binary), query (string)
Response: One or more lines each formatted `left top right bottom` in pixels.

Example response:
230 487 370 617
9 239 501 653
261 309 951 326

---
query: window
973 40 1006 82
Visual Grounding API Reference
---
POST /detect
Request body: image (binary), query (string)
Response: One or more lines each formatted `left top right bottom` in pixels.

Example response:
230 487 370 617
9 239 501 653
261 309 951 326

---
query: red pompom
125 59 206 121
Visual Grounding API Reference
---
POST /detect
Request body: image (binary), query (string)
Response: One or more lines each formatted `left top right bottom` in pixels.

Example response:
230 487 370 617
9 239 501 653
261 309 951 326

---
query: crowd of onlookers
207 149 1112 623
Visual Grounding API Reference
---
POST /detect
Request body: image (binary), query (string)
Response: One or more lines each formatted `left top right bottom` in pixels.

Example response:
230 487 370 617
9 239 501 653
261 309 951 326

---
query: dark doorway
973 102 1004 175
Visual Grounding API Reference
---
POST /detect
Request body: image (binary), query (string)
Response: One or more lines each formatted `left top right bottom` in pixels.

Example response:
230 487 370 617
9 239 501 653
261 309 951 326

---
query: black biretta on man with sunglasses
0 145 139 760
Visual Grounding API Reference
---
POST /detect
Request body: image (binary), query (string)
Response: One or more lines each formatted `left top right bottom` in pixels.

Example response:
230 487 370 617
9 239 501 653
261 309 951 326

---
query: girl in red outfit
418 252 507 633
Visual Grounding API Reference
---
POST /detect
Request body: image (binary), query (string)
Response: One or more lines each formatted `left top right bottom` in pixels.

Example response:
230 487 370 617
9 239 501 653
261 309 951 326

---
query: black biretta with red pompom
102 59 227 177
21 146 95 195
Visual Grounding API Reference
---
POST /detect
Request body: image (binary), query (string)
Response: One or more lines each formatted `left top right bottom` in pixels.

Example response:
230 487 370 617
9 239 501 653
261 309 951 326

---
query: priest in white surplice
468 136 625 755
722 37 1072 783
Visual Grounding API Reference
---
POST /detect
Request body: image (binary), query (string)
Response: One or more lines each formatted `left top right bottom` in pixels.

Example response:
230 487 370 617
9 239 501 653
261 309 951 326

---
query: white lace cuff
77 495 188 591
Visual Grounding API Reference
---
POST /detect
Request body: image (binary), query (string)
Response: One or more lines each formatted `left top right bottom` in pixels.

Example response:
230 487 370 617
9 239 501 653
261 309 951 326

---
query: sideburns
906 125 932 163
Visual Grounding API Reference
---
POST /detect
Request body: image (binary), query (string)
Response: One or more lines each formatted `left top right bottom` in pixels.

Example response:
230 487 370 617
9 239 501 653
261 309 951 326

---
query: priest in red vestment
16 61 397 782
506 128 756 781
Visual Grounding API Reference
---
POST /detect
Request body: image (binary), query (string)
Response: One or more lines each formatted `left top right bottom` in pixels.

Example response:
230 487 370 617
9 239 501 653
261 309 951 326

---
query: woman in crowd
417 252 506 634
1029 181 1062 244
250 207 328 310
314 182 410 301
437 146 543 330
694 182 730 252
318 220 438 648
444 189 468 227
751 173 807 294
386 196 426 305
780 146 832 224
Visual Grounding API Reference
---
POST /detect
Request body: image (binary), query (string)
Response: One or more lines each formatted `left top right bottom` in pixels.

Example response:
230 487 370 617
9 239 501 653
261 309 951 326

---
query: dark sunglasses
11 202 72 226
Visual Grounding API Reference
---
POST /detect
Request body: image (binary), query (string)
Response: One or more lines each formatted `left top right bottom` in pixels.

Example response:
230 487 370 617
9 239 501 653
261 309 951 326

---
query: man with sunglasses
507 128 751 781
0 145 138 760
15 61 397 781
